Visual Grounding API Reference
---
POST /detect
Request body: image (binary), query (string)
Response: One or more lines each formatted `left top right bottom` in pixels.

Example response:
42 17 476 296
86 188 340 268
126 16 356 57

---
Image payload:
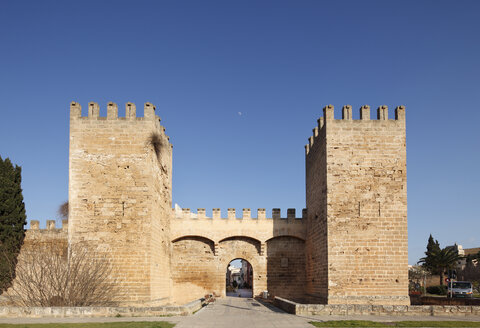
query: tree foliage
418 235 462 285
408 265 430 294
409 265 430 283
0 156 26 291
421 234 441 273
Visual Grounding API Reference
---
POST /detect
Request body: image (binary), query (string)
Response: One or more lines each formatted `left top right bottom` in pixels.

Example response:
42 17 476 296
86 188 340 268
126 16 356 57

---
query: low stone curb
0 298 205 318
274 297 480 317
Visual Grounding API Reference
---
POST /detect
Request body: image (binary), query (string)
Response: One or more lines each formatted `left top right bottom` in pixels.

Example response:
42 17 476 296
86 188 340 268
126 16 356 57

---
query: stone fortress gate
25 102 408 306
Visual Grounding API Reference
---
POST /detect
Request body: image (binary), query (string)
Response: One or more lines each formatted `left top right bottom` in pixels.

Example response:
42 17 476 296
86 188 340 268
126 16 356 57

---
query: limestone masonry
22 102 408 306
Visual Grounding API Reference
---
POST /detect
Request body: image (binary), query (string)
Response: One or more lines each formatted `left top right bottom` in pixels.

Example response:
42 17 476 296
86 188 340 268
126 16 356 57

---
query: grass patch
310 320 480 327
424 293 446 298
310 320 390 327
0 322 175 328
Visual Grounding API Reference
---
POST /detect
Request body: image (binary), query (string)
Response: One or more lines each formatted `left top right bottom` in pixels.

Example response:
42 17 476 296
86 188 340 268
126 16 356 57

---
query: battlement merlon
176 208 307 221
28 219 68 232
69 101 172 145
305 104 406 155
70 101 161 121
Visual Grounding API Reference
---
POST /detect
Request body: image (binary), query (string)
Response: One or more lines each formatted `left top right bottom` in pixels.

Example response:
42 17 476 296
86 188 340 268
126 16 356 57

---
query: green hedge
426 285 447 295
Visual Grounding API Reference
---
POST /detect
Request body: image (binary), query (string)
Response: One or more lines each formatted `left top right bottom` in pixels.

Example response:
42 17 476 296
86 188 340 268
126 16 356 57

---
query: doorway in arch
226 258 253 298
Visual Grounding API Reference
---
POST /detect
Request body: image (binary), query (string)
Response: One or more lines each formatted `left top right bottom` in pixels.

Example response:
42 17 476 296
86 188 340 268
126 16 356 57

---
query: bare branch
58 201 68 220
5 242 119 306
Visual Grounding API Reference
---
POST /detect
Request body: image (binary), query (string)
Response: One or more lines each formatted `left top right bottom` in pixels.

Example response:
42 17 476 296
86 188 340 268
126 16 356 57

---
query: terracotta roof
464 247 480 256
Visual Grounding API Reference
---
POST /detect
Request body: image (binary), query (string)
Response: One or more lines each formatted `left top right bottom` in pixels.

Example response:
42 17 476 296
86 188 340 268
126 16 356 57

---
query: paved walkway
175 298 480 327
1 297 480 327
226 288 253 298
175 296 311 328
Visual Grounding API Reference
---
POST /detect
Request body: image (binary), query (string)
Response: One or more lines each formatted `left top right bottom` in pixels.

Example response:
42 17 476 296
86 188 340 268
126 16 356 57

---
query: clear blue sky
1 1 479 264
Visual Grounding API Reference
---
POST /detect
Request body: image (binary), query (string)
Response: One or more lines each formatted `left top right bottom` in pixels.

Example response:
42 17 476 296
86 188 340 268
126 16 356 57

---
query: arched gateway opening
226 258 253 298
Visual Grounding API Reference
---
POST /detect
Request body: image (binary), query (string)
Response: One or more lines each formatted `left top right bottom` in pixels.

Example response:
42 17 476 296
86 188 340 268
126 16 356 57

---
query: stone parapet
175 208 306 220
171 208 306 244
28 220 68 231
274 297 480 317
23 220 68 246
0 298 205 318
305 104 406 156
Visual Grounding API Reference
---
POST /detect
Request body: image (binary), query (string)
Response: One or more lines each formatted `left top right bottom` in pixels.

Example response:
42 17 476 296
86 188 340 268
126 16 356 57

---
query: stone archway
217 236 267 298
226 258 253 298
170 234 268 303
171 235 217 304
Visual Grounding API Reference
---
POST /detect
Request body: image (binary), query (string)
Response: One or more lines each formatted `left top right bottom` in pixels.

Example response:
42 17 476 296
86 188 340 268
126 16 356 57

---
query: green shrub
472 281 480 293
426 285 447 295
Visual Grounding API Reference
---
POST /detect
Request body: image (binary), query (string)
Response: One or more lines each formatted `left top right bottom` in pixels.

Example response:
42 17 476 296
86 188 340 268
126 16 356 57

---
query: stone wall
1 220 69 305
68 102 173 305
274 297 480 317
0 298 205 318
305 115 328 302
171 208 306 245
170 209 307 304
266 236 306 300
426 275 442 287
171 237 218 304
218 236 267 296
305 105 408 305
23 220 68 250
170 235 267 304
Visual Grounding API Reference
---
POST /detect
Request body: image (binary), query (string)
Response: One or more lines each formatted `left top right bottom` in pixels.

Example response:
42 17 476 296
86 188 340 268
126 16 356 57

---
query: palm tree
419 246 462 285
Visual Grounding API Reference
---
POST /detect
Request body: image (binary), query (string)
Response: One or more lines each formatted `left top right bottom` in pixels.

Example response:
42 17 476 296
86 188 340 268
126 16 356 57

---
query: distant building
227 265 242 286
447 244 480 269
464 247 480 258
241 260 253 288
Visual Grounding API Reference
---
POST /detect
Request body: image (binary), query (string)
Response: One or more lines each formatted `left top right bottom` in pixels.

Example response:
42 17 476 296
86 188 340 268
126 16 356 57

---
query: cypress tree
0 156 26 291
419 234 441 274
419 234 462 285
426 234 441 254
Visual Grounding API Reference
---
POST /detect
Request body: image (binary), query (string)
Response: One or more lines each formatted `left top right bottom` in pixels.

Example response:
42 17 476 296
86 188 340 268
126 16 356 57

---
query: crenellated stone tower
305 105 408 305
68 101 173 305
